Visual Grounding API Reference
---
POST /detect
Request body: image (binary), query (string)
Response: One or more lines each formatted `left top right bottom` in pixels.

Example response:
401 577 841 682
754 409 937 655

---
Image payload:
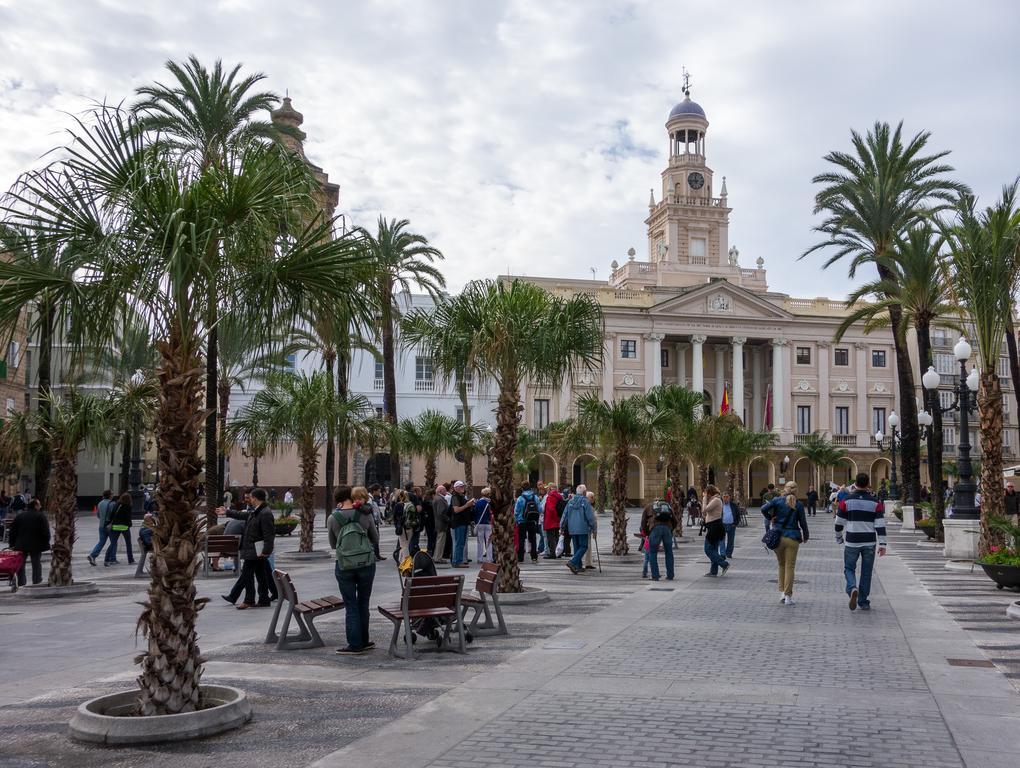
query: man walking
806 485 819 516
9 498 50 586
720 492 741 560
514 481 541 563
835 472 886 612
560 484 596 575
222 487 276 609
86 490 115 566
432 484 450 564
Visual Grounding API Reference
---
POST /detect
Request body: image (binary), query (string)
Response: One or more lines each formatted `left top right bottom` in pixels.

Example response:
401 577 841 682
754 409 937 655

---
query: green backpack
402 501 419 530
332 509 374 570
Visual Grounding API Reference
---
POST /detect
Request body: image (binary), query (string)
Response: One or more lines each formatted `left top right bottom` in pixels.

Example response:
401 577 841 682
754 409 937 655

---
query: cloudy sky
1 0 1018 298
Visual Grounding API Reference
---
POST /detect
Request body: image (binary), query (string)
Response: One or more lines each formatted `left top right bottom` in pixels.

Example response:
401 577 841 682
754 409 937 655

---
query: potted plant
274 516 299 536
916 517 941 541
977 517 1020 590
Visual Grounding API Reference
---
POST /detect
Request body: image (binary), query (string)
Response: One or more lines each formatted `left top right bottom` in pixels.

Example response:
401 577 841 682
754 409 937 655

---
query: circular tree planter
18 581 99 599
286 550 332 561
977 562 1020 591
1007 601 1020 621
69 685 251 745
497 586 550 604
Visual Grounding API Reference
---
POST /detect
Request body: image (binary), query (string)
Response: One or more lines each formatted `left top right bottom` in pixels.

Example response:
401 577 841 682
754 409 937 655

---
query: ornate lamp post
920 336 980 519
874 410 901 501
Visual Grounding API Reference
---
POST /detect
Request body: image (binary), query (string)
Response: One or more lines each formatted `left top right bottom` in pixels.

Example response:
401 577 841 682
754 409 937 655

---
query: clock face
687 171 705 190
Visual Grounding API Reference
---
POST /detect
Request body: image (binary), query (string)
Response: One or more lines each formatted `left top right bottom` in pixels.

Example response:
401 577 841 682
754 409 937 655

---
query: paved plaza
2 513 1020 768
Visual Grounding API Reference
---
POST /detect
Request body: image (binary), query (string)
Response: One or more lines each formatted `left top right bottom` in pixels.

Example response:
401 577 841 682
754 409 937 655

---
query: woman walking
701 485 729 576
762 481 810 605
473 488 493 563
104 492 134 566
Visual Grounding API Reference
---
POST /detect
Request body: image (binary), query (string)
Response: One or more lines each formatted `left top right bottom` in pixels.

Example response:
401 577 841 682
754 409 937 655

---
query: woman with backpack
761 481 810 605
393 489 419 561
329 485 379 655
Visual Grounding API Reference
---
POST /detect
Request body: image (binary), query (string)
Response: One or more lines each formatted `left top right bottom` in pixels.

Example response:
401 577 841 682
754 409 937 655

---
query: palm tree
795 432 849 495
358 217 445 488
714 417 775 504
228 372 371 552
577 393 665 555
544 418 587 489
944 182 1020 554
2 104 365 715
0 227 98 505
0 392 120 586
408 279 602 591
804 121 968 503
133 55 302 523
396 409 480 489
835 222 961 523
645 385 703 528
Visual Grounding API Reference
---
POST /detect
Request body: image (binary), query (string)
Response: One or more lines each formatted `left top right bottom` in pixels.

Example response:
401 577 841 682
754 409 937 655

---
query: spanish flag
720 387 730 415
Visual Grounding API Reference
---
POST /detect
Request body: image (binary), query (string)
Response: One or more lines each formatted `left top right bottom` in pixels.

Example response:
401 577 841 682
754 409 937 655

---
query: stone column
645 333 664 391
676 343 687 387
731 337 746 421
602 335 614 402
855 342 868 447
691 335 706 407
752 345 763 430
817 341 831 432
714 345 726 412
771 338 787 432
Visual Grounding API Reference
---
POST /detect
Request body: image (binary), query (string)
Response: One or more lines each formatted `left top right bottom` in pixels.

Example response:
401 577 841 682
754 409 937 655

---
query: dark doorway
365 453 391 489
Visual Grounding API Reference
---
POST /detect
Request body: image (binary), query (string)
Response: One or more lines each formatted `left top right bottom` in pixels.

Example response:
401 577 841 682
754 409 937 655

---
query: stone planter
497 586 550 604
978 562 1020 591
286 550 332 561
18 581 99 599
917 525 941 541
1007 601 1020 621
69 685 251 745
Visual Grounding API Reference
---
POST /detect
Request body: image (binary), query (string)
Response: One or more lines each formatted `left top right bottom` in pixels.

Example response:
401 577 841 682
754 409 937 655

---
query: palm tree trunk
1005 320 1020 422
883 297 920 502
458 378 473 490
204 321 218 529
46 449 76 587
557 451 568 489
915 321 945 537
978 372 1006 555
137 327 205 716
666 457 683 536
381 288 400 487
698 463 709 493
119 431 131 493
611 444 629 555
324 352 335 509
425 456 437 490
596 462 608 514
217 377 231 503
298 442 317 553
337 352 350 485
33 302 53 505
490 386 523 592
726 464 737 497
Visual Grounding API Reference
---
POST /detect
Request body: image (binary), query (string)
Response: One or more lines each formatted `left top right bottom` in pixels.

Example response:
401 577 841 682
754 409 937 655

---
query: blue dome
668 96 706 120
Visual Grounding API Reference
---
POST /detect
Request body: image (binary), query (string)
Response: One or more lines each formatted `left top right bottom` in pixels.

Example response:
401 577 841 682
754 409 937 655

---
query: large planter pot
69 685 251 745
18 581 99 599
978 562 1020 591
274 521 298 536
918 525 941 542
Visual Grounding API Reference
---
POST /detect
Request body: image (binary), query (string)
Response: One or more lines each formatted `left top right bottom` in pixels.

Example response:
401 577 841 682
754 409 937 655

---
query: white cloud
1 0 1018 296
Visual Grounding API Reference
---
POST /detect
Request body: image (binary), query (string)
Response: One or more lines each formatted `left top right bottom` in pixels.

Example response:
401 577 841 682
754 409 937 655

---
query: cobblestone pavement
888 524 1020 691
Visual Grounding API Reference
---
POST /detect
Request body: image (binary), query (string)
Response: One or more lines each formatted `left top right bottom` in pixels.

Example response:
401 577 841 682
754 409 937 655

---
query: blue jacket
514 491 538 524
559 495 596 535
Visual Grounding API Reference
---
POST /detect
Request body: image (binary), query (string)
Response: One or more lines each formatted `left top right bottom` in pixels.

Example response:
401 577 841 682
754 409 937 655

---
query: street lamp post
129 370 145 517
920 337 980 520
874 410 901 501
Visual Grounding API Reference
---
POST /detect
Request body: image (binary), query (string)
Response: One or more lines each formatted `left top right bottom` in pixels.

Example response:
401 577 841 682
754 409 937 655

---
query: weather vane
682 67 692 97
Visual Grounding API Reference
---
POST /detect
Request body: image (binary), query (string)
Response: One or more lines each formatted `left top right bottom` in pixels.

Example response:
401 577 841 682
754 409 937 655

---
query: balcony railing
833 434 856 447
414 379 435 392
373 378 384 391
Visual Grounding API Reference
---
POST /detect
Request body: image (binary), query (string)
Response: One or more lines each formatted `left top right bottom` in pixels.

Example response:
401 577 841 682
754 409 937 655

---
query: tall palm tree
804 121 967 503
577 392 665 555
795 432 849 496
544 418 587 489
133 56 301 523
404 279 602 591
228 372 371 552
2 104 365 715
944 182 1020 554
714 416 775 504
358 217 445 488
835 222 961 523
396 409 480 489
645 384 703 528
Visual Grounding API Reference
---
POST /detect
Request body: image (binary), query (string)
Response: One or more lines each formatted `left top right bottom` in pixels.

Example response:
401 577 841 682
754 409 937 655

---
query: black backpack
653 502 673 523
523 495 540 522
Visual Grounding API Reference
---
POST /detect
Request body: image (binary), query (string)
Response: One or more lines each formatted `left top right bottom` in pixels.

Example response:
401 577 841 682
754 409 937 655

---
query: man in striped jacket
835 472 886 612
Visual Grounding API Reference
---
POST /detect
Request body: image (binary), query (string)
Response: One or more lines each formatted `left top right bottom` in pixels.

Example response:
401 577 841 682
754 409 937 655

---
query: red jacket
543 489 563 530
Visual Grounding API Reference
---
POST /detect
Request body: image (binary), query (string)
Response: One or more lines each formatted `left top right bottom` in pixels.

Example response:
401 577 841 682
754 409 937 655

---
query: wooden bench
265 569 345 650
378 574 465 659
460 562 507 637
202 534 241 575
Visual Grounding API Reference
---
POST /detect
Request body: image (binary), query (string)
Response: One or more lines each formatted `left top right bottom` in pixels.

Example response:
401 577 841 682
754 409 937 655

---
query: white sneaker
784 595 796 605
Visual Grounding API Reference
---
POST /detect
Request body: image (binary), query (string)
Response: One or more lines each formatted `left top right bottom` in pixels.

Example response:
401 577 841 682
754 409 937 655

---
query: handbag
762 527 782 550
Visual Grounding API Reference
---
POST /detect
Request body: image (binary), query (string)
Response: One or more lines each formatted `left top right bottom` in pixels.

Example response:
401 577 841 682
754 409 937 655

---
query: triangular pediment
651 280 794 320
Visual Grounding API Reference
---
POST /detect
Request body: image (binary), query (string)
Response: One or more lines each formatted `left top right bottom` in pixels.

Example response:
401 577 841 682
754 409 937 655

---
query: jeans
16 550 42 586
704 533 729 574
134 543 152 577
476 523 493 562
517 519 539 561
89 523 110 559
335 562 375 649
408 529 422 557
776 537 800 595
105 529 134 563
568 533 589 571
648 524 674 579
844 545 876 605
452 525 469 565
723 523 737 558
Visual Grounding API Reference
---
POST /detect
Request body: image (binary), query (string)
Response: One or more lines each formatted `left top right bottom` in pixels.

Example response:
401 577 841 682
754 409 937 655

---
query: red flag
720 388 730 415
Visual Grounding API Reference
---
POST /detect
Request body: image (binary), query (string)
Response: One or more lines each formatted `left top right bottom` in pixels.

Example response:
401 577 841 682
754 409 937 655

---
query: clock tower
644 81 732 276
